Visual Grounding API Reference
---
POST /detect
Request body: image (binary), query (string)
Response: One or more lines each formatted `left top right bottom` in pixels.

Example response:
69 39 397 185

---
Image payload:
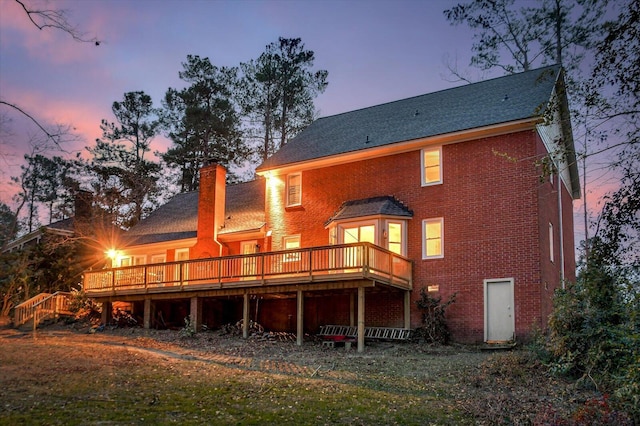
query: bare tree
443 0 614 258
1 0 100 244
14 0 100 45
1 0 101 148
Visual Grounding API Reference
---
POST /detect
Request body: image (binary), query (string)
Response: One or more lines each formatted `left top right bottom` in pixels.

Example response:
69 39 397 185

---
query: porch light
106 249 118 260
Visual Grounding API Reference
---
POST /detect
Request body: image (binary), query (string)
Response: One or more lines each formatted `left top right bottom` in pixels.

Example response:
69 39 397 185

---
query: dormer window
286 173 302 207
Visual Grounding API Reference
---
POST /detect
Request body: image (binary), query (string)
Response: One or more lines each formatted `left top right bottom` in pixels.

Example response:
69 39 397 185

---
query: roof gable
258 65 561 171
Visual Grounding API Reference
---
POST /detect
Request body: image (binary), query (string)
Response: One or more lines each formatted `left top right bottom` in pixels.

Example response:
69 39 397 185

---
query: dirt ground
1 319 490 382
0 318 619 425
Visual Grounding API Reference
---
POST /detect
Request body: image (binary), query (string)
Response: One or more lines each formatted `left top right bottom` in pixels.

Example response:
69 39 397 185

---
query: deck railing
83 243 412 296
13 291 73 327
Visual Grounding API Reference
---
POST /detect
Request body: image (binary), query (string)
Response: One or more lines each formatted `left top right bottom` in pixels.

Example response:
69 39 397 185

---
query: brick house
84 65 579 349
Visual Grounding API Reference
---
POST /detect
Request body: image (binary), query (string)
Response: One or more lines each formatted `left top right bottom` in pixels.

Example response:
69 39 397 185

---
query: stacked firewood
219 319 264 336
251 331 297 342
218 320 298 342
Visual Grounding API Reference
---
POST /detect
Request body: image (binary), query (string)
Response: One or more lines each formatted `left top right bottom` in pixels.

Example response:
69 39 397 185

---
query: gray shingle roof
219 179 267 235
47 217 75 231
326 196 413 226
257 65 561 171
128 179 265 245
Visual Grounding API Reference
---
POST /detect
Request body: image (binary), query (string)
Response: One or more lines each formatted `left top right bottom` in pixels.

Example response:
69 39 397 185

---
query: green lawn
0 327 615 425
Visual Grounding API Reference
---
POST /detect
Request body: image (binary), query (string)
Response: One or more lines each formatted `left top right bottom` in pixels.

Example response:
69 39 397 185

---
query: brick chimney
191 163 226 258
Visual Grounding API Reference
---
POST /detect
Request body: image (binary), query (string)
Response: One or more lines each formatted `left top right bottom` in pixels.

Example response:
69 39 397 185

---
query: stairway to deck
13 292 74 330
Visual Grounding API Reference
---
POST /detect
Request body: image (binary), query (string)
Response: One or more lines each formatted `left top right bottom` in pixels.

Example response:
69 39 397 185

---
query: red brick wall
535 137 578 331
254 292 405 333
191 164 226 259
561 182 577 282
221 239 266 257
265 130 571 342
536 137 560 332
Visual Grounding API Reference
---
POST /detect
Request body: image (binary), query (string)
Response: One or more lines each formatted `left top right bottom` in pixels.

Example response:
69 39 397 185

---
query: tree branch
0 101 65 148
15 0 101 45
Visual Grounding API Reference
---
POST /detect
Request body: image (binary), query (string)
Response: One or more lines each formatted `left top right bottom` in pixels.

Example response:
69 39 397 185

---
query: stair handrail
13 291 73 328
13 293 52 326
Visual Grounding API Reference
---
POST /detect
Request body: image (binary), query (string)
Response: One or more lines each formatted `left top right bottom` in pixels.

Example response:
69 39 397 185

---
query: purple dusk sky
1 0 612 245
0 0 480 192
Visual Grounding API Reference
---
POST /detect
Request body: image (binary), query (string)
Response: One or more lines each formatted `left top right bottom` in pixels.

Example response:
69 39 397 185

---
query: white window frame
150 254 166 264
339 221 377 245
132 255 146 265
386 220 406 256
421 146 443 186
549 222 555 263
175 249 189 262
286 172 302 207
175 249 189 282
283 235 301 262
422 217 444 259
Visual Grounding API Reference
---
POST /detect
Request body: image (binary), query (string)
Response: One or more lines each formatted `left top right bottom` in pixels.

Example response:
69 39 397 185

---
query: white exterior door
340 224 375 269
240 241 258 278
484 279 515 342
175 249 189 282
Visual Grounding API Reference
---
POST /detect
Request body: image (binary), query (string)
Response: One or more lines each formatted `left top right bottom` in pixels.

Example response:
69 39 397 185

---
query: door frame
483 278 515 343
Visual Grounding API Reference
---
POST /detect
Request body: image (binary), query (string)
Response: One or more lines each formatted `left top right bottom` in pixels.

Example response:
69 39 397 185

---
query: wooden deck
83 242 413 298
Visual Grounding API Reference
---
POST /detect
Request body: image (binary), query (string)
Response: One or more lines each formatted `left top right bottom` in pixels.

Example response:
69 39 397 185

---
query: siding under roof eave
556 69 581 200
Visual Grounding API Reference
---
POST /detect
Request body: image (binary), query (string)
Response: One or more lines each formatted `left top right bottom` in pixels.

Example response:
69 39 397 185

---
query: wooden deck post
243 293 249 339
190 296 202 332
349 292 355 327
296 289 304 346
404 290 411 329
143 298 152 329
101 301 112 326
357 286 365 353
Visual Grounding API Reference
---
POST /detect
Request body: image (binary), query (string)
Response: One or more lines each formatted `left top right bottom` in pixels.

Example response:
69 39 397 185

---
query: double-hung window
549 223 554 263
387 222 404 255
286 173 302 207
422 218 444 259
421 147 442 186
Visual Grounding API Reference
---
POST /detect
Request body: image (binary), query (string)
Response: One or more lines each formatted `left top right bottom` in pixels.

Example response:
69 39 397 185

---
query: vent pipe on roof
365 135 370 144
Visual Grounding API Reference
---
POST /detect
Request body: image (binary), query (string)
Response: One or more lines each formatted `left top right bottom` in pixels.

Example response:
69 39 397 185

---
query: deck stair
13 291 73 329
